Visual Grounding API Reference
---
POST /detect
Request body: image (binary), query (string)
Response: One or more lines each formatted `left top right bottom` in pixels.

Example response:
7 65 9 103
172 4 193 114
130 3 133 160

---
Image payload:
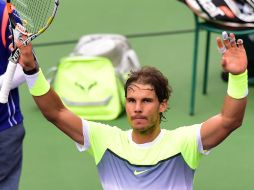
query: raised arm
201 32 248 150
17 38 84 145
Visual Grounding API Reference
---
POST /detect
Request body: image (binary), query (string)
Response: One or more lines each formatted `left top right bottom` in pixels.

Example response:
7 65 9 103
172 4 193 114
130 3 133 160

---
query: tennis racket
0 0 60 103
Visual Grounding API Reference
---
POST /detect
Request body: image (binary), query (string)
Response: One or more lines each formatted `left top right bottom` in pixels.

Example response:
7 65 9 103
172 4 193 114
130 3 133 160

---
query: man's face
125 83 167 132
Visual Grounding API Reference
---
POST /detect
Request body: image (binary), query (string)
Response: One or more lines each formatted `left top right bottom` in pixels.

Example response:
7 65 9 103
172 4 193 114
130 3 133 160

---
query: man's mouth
131 116 146 120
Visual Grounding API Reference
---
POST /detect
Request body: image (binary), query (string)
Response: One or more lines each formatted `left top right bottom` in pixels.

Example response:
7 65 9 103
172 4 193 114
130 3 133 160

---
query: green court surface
18 1 254 189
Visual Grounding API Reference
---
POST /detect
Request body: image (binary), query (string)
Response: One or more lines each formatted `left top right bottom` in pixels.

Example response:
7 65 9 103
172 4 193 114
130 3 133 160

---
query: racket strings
12 0 56 34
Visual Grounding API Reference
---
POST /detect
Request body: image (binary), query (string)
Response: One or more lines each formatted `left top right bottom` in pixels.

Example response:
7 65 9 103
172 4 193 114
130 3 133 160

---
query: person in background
0 0 26 189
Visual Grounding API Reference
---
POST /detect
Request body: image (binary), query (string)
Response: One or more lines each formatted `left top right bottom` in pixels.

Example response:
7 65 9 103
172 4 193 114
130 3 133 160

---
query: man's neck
132 126 161 144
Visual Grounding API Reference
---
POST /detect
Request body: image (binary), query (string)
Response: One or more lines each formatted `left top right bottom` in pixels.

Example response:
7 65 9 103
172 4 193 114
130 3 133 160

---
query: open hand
216 32 247 75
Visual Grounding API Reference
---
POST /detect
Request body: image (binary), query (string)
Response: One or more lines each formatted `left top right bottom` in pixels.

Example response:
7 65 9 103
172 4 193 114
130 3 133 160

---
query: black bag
181 0 254 29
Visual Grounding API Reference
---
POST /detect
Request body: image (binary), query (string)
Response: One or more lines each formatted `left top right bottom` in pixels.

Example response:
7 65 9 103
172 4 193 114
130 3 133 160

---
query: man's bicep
55 108 84 145
201 115 234 150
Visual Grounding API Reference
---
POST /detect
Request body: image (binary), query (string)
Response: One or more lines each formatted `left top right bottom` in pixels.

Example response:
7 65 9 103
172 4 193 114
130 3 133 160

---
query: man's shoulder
85 120 125 135
163 124 202 137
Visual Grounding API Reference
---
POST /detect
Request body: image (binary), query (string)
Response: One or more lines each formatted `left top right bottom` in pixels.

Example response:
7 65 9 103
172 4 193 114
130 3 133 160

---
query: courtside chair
189 14 254 115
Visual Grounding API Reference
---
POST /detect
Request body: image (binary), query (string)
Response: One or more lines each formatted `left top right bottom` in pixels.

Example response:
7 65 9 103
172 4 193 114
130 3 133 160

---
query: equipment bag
70 34 141 83
53 56 124 121
181 0 254 28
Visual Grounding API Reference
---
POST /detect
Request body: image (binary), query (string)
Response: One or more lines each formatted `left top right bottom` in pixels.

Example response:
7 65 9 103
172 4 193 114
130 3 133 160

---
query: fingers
9 44 14 52
8 34 22 50
237 39 244 49
229 33 237 48
221 32 237 48
14 35 25 48
222 31 231 49
217 31 242 55
8 33 26 47
216 37 226 55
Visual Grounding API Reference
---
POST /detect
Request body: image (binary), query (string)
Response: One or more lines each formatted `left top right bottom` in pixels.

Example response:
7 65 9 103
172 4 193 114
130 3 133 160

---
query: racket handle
0 61 18 103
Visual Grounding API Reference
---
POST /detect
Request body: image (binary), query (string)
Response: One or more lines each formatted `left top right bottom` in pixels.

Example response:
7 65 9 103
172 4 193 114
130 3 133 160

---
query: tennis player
16 32 247 190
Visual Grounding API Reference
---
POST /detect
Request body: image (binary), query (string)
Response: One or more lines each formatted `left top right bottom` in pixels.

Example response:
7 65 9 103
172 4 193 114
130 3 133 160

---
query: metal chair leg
203 31 211 95
190 24 200 116
187 13 254 115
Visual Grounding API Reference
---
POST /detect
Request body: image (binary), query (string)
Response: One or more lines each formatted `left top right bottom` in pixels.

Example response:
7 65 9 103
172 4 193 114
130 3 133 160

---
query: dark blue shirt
0 1 23 132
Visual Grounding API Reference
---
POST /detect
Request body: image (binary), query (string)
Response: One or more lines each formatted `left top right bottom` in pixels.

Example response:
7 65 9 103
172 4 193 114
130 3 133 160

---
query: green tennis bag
53 56 124 121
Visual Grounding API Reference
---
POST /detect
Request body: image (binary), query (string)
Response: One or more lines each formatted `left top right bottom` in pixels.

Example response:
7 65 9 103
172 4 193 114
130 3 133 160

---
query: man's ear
159 99 168 113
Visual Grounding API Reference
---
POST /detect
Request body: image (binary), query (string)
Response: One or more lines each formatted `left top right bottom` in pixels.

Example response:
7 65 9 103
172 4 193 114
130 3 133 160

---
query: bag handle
116 49 141 83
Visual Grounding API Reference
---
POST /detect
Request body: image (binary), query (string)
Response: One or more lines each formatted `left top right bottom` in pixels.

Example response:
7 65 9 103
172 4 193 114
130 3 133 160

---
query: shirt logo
134 169 149 176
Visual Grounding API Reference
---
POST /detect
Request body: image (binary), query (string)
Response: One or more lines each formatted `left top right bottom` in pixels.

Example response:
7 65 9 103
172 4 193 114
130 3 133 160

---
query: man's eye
127 99 135 103
143 99 152 103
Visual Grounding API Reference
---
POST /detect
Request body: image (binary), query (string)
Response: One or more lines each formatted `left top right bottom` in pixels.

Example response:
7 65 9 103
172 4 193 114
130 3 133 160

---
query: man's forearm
221 95 247 129
221 69 248 128
0 65 25 89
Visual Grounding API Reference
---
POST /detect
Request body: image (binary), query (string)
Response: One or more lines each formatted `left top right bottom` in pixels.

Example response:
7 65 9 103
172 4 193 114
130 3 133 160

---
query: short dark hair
125 66 172 121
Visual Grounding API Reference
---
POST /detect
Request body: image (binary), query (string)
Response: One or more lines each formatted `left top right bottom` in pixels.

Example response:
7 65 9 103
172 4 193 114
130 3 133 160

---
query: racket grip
0 61 18 103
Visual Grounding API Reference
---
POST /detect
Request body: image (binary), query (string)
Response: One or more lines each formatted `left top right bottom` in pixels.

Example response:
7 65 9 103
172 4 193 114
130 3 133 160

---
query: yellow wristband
227 70 248 99
25 68 50 96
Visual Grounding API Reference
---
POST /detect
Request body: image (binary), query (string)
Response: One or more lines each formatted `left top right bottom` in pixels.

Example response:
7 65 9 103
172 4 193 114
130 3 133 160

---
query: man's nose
134 102 142 113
